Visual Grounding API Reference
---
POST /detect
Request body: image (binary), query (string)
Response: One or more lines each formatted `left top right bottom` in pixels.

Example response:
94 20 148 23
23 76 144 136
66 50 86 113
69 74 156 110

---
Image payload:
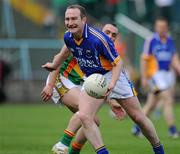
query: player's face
155 20 168 37
65 8 86 35
102 24 118 42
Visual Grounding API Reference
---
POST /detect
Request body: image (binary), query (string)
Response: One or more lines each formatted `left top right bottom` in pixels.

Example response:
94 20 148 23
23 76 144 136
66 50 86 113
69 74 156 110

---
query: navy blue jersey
64 24 121 76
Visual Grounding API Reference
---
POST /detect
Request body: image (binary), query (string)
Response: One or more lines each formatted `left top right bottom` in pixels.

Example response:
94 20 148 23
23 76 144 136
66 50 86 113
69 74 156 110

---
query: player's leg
160 89 179 138
143 93 159 116
77 90 109 153
52 110 84 154
153 100 163 120
61 87 80 113
119 96 164 154
52 77 103 153
52 114 84 153
160 89 174 126
132 93 159 136
152 70 179 138
51 76 86 154
57 91 107 154
68 127 86 154
105 70 164 153
55 75 82 136
55 87 82 148
121 97 160 143
69 116 100 154
56 115 100 154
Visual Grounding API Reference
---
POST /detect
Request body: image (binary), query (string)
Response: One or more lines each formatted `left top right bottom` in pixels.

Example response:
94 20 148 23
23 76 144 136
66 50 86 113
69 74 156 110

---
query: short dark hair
103 23 117 28
111 23 117 28
66 4 87 18
155 16 168 25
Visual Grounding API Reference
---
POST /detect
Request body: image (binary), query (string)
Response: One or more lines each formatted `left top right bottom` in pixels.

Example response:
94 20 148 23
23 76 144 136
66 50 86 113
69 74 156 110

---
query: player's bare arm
41 68 59 102
42 45 71 71
172 53 180 75
107 59 123 94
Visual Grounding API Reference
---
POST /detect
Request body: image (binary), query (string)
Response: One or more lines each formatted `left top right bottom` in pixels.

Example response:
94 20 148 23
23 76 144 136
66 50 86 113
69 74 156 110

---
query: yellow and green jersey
60 55 84 85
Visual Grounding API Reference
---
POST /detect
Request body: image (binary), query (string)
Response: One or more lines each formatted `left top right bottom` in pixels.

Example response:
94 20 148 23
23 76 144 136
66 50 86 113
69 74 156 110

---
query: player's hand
41 85 53 102
108 99 126 120
111 105 126 120
106 82 115 95
42 62 56 72
103 82 115 99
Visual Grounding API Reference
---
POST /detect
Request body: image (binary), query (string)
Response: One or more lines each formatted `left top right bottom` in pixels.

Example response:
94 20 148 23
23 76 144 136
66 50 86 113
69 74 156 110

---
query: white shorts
104 70 136 99
46 74 79 104
148 70 176 92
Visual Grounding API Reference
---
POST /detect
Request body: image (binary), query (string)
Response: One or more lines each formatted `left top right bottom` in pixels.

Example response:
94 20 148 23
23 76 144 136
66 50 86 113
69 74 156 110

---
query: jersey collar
154 32 170 42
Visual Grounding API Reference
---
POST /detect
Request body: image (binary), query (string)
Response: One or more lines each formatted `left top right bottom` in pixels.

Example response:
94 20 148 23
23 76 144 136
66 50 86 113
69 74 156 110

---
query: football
83 73 108 99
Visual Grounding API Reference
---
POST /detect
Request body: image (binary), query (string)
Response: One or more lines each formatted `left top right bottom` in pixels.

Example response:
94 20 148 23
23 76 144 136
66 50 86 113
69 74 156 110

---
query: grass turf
0 103 180 154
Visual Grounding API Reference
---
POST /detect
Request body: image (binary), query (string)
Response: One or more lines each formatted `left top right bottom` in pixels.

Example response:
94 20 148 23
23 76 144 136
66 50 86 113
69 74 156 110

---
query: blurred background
0 0 180 103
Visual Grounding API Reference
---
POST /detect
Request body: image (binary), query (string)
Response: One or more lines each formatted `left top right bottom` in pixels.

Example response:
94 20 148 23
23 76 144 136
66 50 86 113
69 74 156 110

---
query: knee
130 112 146 124
77 112 93 126
77 113 100 126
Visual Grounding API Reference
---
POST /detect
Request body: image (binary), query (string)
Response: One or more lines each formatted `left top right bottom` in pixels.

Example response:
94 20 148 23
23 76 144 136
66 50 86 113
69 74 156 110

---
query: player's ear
82 16 87 24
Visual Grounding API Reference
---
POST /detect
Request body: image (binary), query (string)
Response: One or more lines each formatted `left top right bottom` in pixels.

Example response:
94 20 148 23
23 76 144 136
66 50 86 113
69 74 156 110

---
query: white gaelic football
84 73 108 99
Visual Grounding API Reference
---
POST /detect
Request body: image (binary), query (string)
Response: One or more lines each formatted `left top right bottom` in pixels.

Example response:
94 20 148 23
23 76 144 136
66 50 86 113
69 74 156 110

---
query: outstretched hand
42 62 56 72
41 85 53 102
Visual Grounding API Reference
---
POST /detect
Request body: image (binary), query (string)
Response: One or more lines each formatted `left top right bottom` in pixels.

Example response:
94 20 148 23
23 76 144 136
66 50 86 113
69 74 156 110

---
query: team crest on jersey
85 50 92 58
78 50 82 55
76 47 83 55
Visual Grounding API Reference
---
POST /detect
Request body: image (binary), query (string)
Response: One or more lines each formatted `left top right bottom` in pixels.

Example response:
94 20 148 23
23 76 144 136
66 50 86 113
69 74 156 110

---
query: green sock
60 130 75 147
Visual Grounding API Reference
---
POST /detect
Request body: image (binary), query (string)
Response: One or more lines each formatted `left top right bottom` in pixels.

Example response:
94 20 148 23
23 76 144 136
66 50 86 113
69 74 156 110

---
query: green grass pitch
0 103 180 154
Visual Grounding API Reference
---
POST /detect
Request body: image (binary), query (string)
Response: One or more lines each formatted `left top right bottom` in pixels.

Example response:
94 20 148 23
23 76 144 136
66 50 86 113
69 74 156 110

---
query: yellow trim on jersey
142 55 158 78
112 55 121 66
74 38 84 46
